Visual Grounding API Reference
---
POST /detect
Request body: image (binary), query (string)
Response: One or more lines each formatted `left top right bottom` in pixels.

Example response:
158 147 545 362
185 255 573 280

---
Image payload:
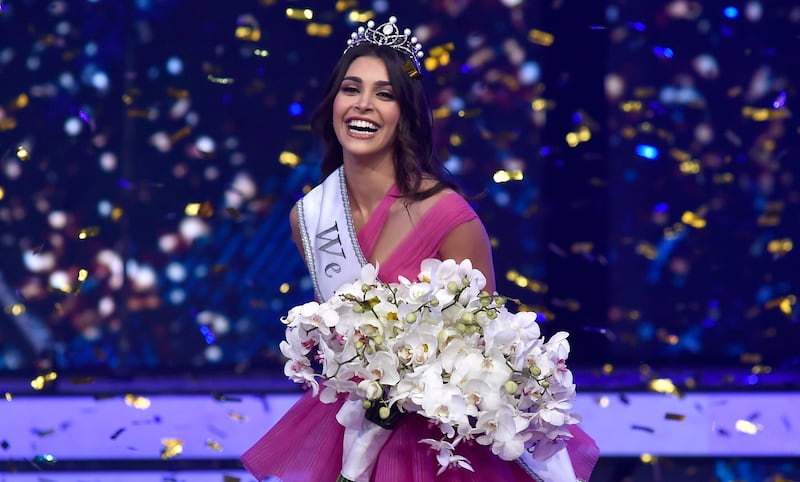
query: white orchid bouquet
280 258 580 477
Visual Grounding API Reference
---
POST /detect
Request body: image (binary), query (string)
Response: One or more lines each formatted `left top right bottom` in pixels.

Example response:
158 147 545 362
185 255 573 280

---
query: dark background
0 0 797 381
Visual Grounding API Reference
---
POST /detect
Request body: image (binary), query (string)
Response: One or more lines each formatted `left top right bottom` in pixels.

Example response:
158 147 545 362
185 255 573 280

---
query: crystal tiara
344 16 425 78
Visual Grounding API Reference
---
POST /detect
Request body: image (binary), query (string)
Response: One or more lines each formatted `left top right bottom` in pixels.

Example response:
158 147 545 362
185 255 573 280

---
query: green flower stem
336 475 355 482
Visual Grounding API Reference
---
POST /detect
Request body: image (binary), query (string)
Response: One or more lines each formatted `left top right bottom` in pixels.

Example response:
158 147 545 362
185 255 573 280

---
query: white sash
297 166 368 302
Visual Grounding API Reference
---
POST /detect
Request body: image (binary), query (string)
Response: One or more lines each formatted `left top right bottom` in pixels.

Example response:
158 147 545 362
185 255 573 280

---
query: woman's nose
354 94 373 111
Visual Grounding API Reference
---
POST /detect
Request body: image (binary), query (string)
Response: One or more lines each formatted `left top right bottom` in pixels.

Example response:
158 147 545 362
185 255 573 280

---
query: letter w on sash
317 222 346 258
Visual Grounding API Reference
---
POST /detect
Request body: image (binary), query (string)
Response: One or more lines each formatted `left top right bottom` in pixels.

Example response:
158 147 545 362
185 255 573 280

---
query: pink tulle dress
241 186 600 481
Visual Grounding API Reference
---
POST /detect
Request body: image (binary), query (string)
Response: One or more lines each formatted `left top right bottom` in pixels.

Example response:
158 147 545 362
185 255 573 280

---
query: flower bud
529 365 542 377
462 277 470 286
480 297 490 307
405 312 417 323
430 299 439 307
504 380 519 394
355 340 364 350
373 335 384 346
361 284 371 293
461 311 474 323
495 296 507 307
447 281 459 293
486 309 498 319
540 380 550 389
378 406 391 420
363 400 372 409
456 322 467 332
353 304 364 314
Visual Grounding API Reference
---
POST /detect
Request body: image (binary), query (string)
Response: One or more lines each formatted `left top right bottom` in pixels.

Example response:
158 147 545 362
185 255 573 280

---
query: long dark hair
310 43 459 200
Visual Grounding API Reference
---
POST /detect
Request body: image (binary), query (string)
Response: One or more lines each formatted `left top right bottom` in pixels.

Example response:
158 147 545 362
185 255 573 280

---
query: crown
344 16 425 78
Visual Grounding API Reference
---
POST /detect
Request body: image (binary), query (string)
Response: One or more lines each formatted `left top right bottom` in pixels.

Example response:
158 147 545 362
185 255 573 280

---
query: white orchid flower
278 258 580 476
418 438 475 475
364 351 401 386
279 340 318 394
357 379 384 400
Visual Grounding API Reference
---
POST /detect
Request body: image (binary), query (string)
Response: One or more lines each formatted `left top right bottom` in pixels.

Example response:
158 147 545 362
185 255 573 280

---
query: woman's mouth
347 119 379 134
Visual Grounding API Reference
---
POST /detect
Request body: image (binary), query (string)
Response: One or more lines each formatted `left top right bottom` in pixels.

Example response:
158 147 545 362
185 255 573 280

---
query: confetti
631 424 655 433
30 372 57 391
124 394 152 410
160 438 184 459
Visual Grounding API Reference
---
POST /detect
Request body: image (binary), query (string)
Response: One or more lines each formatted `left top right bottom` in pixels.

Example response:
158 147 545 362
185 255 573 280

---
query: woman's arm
289 204 306 263
438 218 496 293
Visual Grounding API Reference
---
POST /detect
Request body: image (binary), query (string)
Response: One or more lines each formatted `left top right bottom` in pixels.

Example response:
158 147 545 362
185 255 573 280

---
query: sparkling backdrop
0 0 798 379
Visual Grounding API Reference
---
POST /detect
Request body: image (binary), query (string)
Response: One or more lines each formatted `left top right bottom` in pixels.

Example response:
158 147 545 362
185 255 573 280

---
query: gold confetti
185 201 214 218
492 169 524 183
160 438 184 459
735 419 760 435
4 303 25 316
78 226 100 240
124 394 151 410
279 151 300 167
664 413 686 421
766 238 793 257
648 378 681 396
306 23 332 37
757 201 783 226
640 453 657 463
168 125 192 144
681 210 706 228
432 105 452 119
347 10 375 23
279 282 290 294
0 118 17 130
16 145 30 161
765 295 796 315
4 392 12 402
235 14 261 42
285 7 313 20
30 372 57 391
528 29 554 46
335 0 357 11
740 352 762 364
570 242 594 255
206 439 222 451
741 106 790 121
227 411 247 421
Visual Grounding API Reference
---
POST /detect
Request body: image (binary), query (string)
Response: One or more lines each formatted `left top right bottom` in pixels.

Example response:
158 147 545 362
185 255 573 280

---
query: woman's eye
341 86 359 94
377 91 394 100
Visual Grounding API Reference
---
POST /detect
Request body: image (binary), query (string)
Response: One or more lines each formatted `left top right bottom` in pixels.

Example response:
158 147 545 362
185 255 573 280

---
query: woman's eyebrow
342 76 392 88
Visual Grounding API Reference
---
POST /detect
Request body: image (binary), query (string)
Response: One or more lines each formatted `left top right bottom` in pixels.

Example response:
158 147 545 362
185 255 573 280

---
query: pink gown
241 186 599 481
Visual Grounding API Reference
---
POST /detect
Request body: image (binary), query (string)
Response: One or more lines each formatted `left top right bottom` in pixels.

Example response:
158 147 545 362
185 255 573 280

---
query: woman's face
332 55 401 165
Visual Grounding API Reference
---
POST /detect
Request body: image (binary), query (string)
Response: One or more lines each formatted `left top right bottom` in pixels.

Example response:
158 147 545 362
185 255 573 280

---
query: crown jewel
344 16 425 78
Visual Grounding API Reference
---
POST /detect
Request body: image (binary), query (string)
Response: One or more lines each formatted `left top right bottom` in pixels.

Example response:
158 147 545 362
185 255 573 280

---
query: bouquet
280 258 580 477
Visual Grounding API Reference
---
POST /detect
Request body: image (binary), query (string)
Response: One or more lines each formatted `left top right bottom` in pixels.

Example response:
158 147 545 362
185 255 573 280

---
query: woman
241 17 598 482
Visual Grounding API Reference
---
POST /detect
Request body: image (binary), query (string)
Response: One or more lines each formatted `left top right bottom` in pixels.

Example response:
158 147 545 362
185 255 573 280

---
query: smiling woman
240 15 598 482
332 56 401 172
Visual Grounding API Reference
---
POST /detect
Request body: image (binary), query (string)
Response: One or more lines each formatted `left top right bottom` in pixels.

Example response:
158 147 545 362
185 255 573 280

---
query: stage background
0 0 798 480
